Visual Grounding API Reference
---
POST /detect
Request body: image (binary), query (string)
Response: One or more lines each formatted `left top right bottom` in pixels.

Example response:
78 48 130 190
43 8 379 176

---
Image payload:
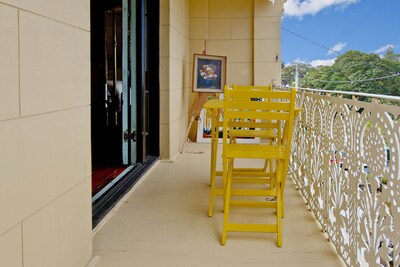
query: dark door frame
136 0 160 162
90 0 160 228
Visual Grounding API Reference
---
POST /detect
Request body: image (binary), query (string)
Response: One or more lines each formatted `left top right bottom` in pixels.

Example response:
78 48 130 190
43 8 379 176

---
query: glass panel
122 0 129 164
130 0 137 164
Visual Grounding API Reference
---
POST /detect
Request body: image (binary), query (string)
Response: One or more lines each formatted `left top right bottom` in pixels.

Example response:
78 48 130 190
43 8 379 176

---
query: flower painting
192 54 226 93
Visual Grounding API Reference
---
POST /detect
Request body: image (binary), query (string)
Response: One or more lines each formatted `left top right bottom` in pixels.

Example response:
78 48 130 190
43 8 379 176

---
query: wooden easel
181 48 225 153
180 92 210 153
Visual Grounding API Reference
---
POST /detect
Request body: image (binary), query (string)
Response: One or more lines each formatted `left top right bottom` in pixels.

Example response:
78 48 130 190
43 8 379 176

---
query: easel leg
180 93 208 153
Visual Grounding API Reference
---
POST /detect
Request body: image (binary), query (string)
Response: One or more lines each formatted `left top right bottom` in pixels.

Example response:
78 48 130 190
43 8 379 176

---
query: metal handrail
273 84 400 101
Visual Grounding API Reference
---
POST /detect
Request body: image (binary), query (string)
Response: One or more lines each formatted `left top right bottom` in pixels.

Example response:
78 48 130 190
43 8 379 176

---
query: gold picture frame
192 54 227 93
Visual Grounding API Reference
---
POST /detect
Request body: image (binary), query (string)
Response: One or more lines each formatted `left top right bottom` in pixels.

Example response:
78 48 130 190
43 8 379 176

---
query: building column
253 0 284 85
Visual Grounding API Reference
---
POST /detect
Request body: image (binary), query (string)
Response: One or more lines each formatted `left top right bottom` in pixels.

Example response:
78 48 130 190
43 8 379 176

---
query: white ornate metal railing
279 85 400 267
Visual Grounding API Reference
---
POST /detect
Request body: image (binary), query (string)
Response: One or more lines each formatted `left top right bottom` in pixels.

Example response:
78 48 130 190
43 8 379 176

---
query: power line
311 73 400 83
281 27 342 55
272 84 400 102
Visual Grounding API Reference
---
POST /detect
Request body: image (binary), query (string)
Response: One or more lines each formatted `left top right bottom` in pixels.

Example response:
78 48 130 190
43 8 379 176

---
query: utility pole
295 63 299 88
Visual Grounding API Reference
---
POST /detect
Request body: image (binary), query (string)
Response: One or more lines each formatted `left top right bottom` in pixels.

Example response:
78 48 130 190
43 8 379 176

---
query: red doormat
92 166 127 196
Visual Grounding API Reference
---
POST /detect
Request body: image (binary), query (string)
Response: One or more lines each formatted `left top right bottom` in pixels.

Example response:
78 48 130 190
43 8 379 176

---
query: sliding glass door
90 0 159 223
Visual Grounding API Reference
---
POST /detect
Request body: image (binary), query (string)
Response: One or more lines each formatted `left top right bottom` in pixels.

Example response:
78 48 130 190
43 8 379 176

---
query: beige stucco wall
189 0 283 90
0 1 92 266
254 0 284 85
160 0 283 161
190 0 254 87
160 0 191 160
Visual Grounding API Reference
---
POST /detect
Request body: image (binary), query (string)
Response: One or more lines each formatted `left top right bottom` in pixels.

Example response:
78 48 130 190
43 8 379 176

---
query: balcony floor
92 143 346 267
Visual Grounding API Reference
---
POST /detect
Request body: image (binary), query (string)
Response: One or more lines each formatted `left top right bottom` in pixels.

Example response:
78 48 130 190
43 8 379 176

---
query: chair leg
263 159 271 189
208 112 219 216
221 159 233 245
276 162 282 247
208 150 218 217
268 159 275 190
208 176 215 217
281 186 285 219
209 123 218 186
277 195 282 247
262 159 268 172
280 169 289 219
209 144 215 186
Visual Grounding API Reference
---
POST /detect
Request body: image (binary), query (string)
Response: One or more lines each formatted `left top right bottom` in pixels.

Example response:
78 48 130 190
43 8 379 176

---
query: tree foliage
283 50 400 98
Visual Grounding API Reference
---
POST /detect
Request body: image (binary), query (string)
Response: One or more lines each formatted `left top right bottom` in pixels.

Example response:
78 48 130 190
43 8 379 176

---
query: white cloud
284 0 360 18
287 58 336 67
309 58 336 67
374 44 395 54
328 42 347 55
285 59 307 66
292 58 307 64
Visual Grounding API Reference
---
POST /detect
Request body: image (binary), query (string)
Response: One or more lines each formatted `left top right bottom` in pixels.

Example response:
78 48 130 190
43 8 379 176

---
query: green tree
302 65 335 89
301 50 400 98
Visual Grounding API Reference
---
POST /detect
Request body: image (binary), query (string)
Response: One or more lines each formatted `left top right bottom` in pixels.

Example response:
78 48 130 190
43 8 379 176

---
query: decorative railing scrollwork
289 90 400 267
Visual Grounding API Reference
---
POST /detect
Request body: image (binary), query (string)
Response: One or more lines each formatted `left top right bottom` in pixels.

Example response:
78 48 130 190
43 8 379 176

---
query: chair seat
219 85 297 247
226 144 285 159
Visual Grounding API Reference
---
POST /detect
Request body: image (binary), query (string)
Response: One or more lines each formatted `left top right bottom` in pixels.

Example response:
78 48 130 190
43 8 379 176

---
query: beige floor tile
93 143 345 267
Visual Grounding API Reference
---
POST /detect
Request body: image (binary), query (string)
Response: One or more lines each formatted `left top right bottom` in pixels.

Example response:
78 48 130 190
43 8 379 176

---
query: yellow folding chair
208 85 277 217
220 86 296 246
228 85 279 187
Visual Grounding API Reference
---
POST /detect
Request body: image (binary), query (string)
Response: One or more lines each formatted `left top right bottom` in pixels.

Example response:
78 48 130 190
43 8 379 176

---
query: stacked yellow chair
208 85 277 217
220 85 297 246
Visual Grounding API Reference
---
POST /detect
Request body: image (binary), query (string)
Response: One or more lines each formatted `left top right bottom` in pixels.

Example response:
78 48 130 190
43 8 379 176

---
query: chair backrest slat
225 100 292 111
227 90 292 101
222 84 296 151
225 110 290 121
227 121 278 129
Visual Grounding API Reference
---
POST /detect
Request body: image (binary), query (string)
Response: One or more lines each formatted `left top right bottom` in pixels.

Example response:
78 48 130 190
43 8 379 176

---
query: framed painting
192 54 227 93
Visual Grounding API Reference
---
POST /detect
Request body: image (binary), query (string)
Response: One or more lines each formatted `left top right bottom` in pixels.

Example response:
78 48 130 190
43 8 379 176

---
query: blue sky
281 0 400 67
